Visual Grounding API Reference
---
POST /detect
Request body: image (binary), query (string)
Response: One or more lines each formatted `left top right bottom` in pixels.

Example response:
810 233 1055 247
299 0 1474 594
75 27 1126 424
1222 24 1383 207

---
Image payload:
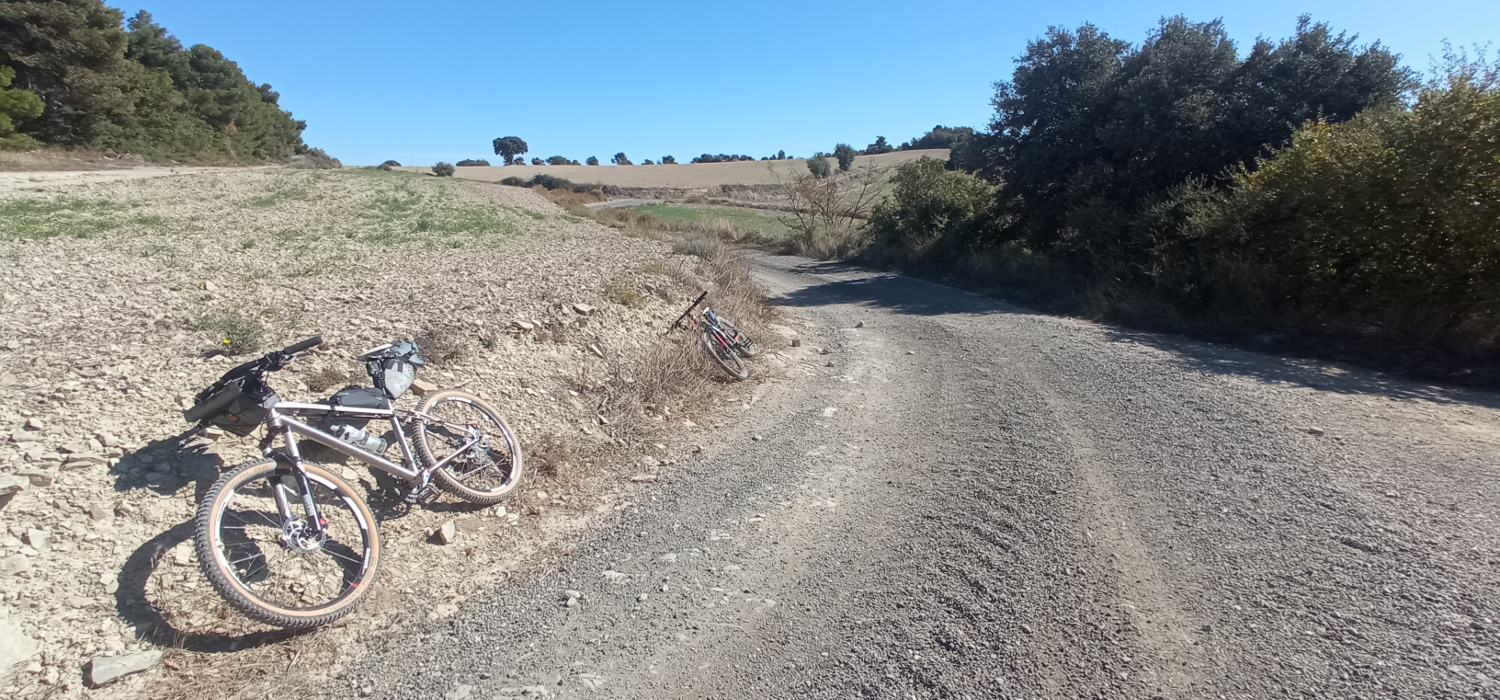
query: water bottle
329 424 388 454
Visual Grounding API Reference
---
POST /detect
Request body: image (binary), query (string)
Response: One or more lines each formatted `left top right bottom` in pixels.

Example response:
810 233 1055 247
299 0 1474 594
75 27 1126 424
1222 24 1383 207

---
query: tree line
0 1 317 163
855 15 1498 382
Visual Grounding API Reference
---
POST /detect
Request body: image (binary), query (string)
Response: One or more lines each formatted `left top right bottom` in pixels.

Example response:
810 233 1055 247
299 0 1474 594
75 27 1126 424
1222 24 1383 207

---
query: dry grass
414 326 473 366
603 276 650 309
305 366 349 393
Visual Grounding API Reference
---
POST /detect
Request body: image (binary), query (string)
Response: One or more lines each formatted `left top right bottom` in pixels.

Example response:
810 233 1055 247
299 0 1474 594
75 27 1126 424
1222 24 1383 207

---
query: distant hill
0 2 323 165
408 149 950 189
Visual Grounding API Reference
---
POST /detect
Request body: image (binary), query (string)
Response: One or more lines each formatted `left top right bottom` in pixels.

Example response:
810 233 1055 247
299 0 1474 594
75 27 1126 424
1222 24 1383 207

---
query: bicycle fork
267 424 328 550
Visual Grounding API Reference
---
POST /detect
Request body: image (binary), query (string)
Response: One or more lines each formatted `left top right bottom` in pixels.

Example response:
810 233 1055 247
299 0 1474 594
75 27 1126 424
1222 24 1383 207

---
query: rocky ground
339 255 1500 700
0 168 775 698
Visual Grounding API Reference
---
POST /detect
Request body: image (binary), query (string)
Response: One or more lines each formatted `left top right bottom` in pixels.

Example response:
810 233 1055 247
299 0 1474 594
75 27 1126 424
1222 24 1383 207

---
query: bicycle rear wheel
194 459 379 629
703 330 748 380
715 316 757 357
414 389 525 505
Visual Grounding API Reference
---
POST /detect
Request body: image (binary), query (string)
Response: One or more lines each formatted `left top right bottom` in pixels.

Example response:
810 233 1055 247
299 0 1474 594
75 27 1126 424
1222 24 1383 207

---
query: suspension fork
273 424 325 535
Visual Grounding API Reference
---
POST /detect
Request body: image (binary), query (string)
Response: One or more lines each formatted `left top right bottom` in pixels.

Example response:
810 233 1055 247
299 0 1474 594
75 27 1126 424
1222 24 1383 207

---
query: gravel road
336 255 1500 699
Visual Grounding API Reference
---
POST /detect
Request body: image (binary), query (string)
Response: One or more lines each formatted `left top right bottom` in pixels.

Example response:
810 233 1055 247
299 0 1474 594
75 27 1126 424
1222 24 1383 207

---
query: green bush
586 155 599 165
0 66 42 147
432 162 455 177
868 157 996 260
1170 62 1500 359
456 158 490 166
497 174 597 193
806 155 831 179
833 143 856 171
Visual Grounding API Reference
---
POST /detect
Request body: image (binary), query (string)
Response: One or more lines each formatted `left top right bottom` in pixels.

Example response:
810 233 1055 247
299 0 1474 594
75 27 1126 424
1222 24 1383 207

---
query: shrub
530 157 544 165
0 66 43 148
642 159 654 165
833 143 856 171
456 158 490 166
613 152 632 165
546 155 572 165
806 155 831 179
197 309 265 356
497 173 599 193
432 161 455 177
289 148 341 169
661 155 676 164
868 157 996 260
378 159 401 171
586 156 599 165
779 169 880 258
1167 61 1500 360
864 136 893 154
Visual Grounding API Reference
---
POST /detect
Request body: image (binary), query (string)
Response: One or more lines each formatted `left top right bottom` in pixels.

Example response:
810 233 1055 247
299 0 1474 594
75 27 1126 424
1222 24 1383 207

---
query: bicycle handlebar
667 292 709 335
282 336 323 355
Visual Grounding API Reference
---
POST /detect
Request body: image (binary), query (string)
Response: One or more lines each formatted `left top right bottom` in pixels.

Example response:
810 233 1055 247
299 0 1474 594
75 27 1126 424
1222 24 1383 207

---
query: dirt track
339 255 1500 699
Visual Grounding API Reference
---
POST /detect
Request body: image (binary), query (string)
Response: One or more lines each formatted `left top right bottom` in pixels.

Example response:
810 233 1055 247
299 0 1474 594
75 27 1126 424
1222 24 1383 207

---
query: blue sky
106 1 1497 166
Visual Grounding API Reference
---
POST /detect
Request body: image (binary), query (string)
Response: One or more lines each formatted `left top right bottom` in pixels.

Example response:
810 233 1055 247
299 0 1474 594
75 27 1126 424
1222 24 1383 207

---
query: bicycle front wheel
703 330 749 380
414 389 525 505
194 459 380 629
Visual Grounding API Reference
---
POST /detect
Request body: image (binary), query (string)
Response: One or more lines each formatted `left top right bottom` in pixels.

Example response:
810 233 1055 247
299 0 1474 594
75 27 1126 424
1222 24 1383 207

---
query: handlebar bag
187 374 281 436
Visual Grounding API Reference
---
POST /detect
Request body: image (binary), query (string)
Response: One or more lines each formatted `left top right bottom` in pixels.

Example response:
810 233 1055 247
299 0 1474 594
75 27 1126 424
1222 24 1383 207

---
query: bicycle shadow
109 430 311 652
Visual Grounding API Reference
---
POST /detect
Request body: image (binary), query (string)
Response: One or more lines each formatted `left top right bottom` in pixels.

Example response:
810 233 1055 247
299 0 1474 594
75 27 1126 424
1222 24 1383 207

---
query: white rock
0 555 30 576
410 378 438 396
572 303 595 315
85 650 161 688
629 474 657 483
22 417 43 431
0 475 25 498
24 529 47 550
437 520 457 545
0 614 38 680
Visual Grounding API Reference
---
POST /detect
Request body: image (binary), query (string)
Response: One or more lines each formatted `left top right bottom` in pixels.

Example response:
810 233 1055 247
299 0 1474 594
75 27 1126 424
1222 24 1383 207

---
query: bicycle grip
282 336 323 355
183 381 243 423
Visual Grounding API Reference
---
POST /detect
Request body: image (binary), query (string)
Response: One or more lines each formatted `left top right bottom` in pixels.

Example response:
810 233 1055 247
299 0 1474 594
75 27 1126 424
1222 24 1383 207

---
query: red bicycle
668 292 756 380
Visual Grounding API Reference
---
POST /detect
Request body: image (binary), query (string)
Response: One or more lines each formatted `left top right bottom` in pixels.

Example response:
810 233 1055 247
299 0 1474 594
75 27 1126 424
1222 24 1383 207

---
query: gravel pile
0 169 740 697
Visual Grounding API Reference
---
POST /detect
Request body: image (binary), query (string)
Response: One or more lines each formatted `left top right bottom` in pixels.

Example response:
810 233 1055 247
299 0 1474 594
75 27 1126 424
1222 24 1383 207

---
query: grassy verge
635 203 790 240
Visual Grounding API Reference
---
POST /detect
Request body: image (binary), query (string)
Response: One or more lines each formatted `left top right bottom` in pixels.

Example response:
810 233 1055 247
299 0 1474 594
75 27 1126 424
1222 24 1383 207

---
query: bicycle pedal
403 483 440 505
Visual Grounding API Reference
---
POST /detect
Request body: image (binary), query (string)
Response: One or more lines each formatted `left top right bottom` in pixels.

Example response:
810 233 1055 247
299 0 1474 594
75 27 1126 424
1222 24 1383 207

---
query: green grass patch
0 198 134 240
358 178 522 246
196 308 265 355
636 204 790 238
246 176 314 208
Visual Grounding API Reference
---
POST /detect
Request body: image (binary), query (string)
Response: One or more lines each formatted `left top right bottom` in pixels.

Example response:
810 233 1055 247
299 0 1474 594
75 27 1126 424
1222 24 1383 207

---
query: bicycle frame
266 402 482 482
257 402 483 532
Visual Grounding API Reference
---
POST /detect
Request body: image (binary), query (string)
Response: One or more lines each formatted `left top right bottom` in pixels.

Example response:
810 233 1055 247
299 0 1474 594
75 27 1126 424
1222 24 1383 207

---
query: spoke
323 547 365 567
229 551 269 567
